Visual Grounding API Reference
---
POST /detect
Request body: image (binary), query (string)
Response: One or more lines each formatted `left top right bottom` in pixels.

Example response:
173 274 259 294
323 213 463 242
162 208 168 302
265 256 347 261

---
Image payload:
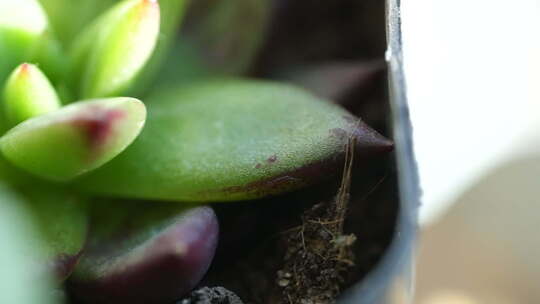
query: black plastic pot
339 0 420 303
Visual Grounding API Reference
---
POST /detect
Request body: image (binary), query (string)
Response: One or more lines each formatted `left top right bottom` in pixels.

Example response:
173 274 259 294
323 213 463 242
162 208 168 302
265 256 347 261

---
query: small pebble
179 286 244 304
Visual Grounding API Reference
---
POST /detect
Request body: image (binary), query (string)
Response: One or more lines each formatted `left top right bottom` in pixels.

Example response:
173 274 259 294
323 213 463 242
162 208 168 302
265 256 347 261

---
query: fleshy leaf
0 183 58 304
69 202 218 304
69 0 160 99
3 63 61 127
76 80 392 201
0 97 146 181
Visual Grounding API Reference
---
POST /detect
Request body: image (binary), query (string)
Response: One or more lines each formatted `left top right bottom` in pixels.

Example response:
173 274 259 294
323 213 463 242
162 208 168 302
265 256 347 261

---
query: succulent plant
0 0 392 303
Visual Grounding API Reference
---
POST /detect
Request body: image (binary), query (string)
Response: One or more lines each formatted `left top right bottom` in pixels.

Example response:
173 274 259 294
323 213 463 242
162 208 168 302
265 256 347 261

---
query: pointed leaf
76 80 392 201
70 202 218 304
70 0 160 99
3 63 61 127
0 97 146 181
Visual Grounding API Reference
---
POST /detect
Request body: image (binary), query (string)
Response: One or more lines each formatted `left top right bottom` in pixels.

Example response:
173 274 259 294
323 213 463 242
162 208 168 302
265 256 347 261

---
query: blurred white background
401 0 540 303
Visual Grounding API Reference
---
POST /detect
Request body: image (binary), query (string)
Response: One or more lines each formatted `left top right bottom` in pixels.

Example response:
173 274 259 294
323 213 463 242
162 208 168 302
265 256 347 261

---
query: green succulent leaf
3 63 61 127
70 0 161 99
0 97 146 181
0 183 58 304
76 79 392 202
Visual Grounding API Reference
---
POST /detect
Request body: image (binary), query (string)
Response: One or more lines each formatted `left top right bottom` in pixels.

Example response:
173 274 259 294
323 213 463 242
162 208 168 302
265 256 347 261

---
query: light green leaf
70 0 161 99
0 97 146 181
3 63 61 127
76 79 392 202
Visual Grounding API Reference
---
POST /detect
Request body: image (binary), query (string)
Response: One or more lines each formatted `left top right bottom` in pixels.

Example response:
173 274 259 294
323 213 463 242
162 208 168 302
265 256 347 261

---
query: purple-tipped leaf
70 202 218 304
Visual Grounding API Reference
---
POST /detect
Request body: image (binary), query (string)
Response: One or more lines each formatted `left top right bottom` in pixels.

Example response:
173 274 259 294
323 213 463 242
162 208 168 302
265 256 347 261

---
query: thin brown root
277 136 357 304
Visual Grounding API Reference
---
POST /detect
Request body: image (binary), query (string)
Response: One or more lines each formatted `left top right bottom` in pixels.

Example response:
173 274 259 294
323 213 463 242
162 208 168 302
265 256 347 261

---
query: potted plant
0 0 418 303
